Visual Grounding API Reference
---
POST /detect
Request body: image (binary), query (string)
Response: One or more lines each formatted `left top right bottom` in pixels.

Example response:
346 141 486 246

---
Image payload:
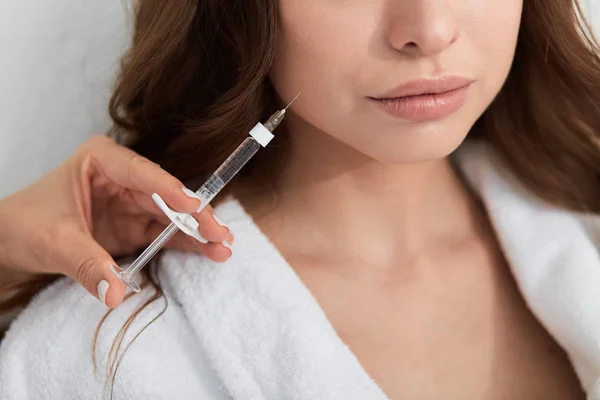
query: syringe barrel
194 137 261 209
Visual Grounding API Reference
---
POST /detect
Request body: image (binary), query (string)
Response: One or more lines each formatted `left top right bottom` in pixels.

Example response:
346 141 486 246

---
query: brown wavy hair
2 0 600 397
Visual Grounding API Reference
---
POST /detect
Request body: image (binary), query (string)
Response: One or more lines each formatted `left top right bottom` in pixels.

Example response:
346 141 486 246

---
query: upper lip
373 76 473 99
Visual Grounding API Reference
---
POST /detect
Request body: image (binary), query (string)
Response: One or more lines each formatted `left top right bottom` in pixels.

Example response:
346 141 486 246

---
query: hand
0 135 233 308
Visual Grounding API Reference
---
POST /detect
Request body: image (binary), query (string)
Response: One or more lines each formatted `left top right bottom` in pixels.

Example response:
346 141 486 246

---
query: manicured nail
212 214 230 230
97 279 110 306
222 240 232 252
181 186 202 201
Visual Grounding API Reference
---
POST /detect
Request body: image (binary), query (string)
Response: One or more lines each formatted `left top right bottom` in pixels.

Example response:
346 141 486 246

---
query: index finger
81 135 200 213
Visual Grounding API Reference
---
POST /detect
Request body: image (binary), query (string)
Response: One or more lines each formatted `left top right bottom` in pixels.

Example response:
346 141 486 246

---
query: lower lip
370 84 471 122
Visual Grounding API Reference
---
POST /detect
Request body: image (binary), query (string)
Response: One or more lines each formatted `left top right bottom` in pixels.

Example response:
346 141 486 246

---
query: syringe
111 94 300 292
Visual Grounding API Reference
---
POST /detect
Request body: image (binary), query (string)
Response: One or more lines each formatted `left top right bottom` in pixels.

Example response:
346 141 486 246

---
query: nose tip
388 5 459 57
400 28 458 56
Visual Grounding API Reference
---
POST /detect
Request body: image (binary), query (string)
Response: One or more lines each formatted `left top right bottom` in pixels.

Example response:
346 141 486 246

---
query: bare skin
243 137 584 398
285 209 584 399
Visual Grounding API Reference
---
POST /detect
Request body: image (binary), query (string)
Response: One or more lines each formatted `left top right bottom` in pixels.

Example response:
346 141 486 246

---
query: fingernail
212 214 230 230
222 240 232 252
181 186 202 202
97 280 110 307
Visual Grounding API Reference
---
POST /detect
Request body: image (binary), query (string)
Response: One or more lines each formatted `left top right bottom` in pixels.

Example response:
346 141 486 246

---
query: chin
359 125 470 165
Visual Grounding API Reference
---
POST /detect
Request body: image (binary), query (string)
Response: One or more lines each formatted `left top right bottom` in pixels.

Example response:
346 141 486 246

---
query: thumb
63 238 127 309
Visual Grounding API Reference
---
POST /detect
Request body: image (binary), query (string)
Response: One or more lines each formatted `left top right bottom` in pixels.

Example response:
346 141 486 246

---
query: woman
1 0 599 398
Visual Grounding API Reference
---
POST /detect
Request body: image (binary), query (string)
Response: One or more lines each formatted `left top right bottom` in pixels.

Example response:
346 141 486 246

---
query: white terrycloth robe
1 142 599 400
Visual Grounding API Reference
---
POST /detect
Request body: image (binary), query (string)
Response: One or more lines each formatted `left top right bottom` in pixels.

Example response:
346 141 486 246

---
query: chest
292 246 585 399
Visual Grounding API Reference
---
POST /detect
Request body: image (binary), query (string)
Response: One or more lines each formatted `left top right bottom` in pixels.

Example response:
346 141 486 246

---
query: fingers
145 220 233 262
81 136 232 243
109 197 233 263
169 189 231 242
70 136 235 308
62 234 127 309
80 136 199 214
123 189 231 244
195 209 231 243
63 217 232 311
195 240 233 263
165 234 233 263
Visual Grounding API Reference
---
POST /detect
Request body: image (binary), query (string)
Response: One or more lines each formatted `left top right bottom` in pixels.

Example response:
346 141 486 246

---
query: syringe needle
284 92 301 110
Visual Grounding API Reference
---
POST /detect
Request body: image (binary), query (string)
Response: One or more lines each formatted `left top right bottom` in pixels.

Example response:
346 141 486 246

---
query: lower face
269 0 523 163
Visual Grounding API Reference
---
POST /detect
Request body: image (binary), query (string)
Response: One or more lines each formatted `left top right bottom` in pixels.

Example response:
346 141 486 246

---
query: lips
373 76 474 99
368 76 473 122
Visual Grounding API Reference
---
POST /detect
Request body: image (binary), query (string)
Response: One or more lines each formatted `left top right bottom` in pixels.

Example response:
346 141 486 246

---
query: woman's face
269 0 523 163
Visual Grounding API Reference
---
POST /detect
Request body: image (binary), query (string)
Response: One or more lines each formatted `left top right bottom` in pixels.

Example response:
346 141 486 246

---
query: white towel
456 143 600 394
0 201 388 400
0 142 599 399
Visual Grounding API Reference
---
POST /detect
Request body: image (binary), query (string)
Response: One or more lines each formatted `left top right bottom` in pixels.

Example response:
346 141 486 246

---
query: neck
243 114 482 269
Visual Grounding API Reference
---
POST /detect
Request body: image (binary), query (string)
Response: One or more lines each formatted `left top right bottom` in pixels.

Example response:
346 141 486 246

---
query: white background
0 1 131 198
0 1 599 198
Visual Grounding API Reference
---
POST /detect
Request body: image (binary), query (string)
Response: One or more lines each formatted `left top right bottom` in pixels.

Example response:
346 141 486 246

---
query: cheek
269 2 375 123
465 0 523 92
